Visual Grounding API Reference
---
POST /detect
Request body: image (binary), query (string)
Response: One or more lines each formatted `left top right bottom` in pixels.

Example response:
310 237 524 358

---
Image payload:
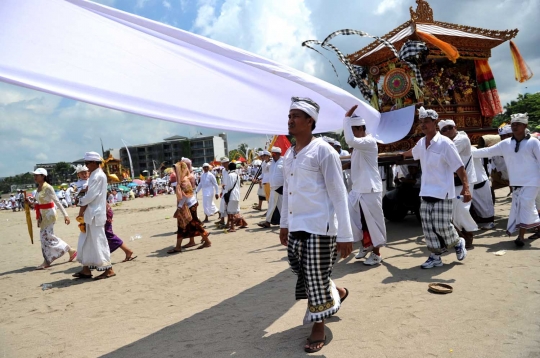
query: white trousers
348 191 387 248
265 189 282 222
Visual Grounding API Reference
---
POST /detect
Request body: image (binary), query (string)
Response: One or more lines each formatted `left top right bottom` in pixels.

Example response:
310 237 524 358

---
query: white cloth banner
0 0 413 141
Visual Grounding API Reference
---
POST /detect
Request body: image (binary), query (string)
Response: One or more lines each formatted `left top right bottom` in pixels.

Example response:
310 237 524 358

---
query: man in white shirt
75 151 115 280
195 163 219 222
261 150 272 201
333 141 350 157
258 146 284 228
280 97 352 353
65 185 74 207
215 157 230 227
439 119 478 249
343 111 386 265
403 107 469 269
473 113 540 247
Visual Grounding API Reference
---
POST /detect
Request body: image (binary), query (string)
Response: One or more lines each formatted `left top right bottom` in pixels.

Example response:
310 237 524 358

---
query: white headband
498 125 512 135
438 119 456 131
350 116 366 126
84 151 102 162
290 97 319 122
418 106 438 120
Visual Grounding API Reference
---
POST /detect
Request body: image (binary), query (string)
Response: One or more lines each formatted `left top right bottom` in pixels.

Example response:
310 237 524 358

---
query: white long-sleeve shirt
261 161 270 184
268 157 284 189
280 138 353 242
343 116 382 193
412 132 464 199
473 136 540 187
452 131 476 184
196 172 219 196
224 171 241 201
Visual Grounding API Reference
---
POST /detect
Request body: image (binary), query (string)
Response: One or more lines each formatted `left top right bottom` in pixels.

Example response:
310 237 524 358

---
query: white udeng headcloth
72 164 89 174
290 97 320 122
437 119 456 131
510 113 528 125
498 125 512 136
418 106 439 120
350 115 366 126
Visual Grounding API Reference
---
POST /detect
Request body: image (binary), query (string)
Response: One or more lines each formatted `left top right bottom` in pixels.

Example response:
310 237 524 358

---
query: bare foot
182 243 197 249
122 251 137 262
68 250 77 262
35 264 51 270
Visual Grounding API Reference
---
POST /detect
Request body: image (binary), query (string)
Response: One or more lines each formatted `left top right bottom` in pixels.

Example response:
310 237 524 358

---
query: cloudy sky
0 0 538 177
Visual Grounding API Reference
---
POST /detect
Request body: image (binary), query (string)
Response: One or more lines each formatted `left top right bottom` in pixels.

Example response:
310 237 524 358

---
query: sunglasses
441 126 454 133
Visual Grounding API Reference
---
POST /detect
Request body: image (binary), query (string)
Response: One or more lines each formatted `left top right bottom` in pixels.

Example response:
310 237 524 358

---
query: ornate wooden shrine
346 0 518 153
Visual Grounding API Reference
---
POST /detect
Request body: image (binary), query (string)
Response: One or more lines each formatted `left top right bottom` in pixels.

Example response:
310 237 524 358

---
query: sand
0 186 539 358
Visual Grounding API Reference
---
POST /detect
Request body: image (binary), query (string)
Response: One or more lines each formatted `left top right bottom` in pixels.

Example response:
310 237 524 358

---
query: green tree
228 149 241 161
492 92 540 129
51 162 75 184
237 143 249 158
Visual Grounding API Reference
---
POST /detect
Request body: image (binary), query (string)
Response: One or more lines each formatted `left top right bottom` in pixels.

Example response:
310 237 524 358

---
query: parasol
132 179 144 185
23 190 33 244
127 182 138 187
117 185 130 191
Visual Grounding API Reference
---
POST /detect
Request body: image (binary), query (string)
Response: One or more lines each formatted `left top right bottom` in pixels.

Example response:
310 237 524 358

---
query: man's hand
64 217 70 225
460 186 472 203
215 194 219 200
336 242 353 259
345 105 358 118
219 192 223 198
279 228 289 246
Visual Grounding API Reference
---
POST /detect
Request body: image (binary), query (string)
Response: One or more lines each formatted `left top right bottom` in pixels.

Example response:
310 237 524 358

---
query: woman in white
32 168 77 270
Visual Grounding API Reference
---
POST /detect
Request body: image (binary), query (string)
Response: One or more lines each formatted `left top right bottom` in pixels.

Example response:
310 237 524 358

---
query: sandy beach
1 186 539 358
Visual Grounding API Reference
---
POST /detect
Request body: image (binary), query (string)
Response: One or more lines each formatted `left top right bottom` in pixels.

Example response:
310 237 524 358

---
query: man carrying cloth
403 107 469 269
280 97 352 353
196 163 219 223
343 110 387 265
473 113 540 246
438 119 478 248
74 151 115 280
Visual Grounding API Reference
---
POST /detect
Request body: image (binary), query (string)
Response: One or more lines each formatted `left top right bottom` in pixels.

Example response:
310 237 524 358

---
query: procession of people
5 99 539 354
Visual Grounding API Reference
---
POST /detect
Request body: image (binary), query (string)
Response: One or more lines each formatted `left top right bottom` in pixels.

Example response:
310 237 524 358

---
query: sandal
304 336 327 353
72 272 93 279
340 288 349 304
257 222 271 228
197 242 211 250
68 251 77 262
167 248 182 254
527 232 540 240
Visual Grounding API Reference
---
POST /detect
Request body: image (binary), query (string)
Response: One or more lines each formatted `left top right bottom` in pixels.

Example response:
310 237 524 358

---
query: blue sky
0 0 538 177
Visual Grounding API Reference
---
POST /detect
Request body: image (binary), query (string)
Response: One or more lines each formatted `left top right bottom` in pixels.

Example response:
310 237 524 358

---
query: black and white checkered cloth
399 40 428 86
303 35 373 101
287 231 339 323
303 29 429 97
347 65 367 89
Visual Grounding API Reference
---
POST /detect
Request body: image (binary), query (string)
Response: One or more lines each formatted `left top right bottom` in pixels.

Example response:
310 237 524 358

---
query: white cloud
374 0 405 15
192 0 318 75
35 153 48 161
162 0 171 9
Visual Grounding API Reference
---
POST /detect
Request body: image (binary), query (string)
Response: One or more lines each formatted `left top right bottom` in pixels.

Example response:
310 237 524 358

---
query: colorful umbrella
132 179 144 185
127 182 138 187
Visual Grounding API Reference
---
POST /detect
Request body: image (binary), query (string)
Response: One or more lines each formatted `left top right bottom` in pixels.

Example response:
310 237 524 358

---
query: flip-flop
527 232 540 240
35 265 50 270
340 288 349 304
197 242 211 250
257 222 271 228
167 248 182 254
514 239 525 247
72 272 93 279
122 255 137 262
182 243 197 249
68 252 77 262
304 336 327 353
94 273 116 280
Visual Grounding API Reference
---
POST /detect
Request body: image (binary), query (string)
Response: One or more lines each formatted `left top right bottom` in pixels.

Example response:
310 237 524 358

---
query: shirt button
290 211 292 214
291 173 293 176
289 192 292 195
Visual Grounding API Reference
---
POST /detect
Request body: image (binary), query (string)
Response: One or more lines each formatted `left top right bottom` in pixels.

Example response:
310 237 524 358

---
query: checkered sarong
398 40 428 86
287 231 339 323
419 198 459 253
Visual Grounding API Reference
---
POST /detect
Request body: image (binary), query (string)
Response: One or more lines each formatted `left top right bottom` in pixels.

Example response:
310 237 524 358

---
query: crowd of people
8 95 540 353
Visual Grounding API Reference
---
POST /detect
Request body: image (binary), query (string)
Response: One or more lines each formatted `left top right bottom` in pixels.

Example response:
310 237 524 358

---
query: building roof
347 0 518 66
163 135 188 141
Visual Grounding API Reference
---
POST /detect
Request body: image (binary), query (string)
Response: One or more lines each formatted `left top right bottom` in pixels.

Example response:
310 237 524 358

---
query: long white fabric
0 0 410 140
452 185 479 232
507 186 540 234
266 191 282 223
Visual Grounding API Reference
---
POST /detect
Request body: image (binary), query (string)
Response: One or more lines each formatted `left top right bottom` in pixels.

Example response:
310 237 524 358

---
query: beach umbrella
132 179 144 185
127 182 138 187
117 185 130 191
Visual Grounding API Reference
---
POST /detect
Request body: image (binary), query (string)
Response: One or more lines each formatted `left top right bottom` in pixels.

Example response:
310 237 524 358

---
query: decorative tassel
509 41 533 83
416 31 460 63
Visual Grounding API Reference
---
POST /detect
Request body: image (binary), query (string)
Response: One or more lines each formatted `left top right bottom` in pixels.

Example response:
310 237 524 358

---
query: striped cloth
419 198 460 253
287 231 341 324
